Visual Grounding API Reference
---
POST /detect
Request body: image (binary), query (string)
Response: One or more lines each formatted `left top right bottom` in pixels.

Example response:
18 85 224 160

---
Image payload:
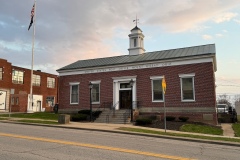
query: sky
0 0 240 98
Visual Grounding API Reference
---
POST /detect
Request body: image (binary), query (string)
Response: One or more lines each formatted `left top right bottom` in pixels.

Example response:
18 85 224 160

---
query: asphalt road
0 122 239 160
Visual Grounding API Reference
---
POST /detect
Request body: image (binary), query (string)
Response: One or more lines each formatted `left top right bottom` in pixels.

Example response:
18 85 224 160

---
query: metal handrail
92 102 112 121
106 101 119 123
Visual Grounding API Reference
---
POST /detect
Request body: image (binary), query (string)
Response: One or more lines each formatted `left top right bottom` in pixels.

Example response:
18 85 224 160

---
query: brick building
0 58 58 112
57 26 218 125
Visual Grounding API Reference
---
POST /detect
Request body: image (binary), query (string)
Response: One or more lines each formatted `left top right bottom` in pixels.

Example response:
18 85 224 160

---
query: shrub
71 114 88 121
135 118 152 125
93 111 102 118
78 110 91 115
166 116 176 121
178 116 189 122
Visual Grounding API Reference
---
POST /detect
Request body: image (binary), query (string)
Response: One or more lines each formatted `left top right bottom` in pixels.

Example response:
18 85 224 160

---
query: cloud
213 12 238 23
1 0 240 75
216 33 223 37
202 34 213 40
234 19 240 24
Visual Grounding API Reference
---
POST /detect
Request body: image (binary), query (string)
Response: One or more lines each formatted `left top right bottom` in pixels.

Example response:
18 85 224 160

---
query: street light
129 79 134 122
89 82 93 122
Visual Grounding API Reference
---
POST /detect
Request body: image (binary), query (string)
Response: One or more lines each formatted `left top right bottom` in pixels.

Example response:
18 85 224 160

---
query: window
120 83 131 89
12 70 24 84
150 76 163 102
179 74 195 101
70 83 79 104
91 83 100 103
0 68 2 80
16 97 19 105
134 38 137 47
46 96 54 107
32 74 41 86
11 97 15 105
47 77 55 88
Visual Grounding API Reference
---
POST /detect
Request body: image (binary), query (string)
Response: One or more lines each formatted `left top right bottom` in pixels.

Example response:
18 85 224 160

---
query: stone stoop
94 109 131 124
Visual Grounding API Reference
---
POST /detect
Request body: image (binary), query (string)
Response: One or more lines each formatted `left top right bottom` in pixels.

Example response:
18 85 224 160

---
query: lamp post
89 82 93 122
129 79 134 122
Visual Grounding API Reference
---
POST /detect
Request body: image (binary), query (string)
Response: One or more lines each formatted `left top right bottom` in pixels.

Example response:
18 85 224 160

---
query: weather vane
133 15 139 26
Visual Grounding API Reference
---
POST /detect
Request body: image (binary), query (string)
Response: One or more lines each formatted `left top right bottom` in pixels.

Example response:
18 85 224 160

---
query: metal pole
28 0 36 113
164 93 166 133
90 88 92 122
131 86 133 122
9 97 11 118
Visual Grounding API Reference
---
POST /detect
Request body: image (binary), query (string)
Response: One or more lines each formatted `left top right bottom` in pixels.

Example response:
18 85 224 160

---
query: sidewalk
1 118 240 147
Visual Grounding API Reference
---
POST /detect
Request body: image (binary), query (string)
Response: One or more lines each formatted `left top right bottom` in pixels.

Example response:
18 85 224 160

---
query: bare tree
234 94 240 106
217 94 232 106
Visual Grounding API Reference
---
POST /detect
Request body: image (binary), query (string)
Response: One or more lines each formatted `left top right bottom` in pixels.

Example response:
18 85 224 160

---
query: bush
93 111 102 118
71 114 88 121
78 110 91 115
166 116 176 121
135 118 152 125
178 116 189 122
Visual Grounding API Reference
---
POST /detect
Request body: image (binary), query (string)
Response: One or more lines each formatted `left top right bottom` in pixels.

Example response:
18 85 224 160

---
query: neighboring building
57 25 218 125
235 101 240 116
0 58 58 112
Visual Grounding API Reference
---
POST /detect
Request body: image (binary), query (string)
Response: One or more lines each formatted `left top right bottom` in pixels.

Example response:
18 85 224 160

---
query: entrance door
119 90 132 109
0 91 6 110
37 101 41 112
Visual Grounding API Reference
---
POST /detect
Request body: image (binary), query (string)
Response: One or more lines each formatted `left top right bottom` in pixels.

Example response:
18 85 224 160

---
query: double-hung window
47 77 55 88
70 82 79 104
91 81 100 104
150 76 163 102
179 74 195 101
12 70 24 84
32 74 41 86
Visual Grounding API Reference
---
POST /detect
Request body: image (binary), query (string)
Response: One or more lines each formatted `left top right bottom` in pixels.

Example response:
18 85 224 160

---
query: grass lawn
0 112 58 120
118 127 240 143
232 123 240 137
180 124 223 135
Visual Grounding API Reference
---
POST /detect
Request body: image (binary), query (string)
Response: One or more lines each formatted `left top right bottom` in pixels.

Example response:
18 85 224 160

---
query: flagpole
28 0 36 113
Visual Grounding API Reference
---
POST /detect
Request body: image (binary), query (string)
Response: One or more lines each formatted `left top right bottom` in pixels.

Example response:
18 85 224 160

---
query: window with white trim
12 70 24 84
91 83 100 103
70 83 79 104
32 74 41 86
0 68 3 80
47 77 55 88
179 74 195 101
151 77 163 102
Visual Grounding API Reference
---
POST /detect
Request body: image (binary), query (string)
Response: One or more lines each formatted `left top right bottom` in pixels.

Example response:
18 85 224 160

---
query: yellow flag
162 76 166 94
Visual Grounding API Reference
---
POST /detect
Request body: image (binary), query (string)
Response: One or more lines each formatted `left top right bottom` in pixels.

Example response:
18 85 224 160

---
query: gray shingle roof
57 44 215 71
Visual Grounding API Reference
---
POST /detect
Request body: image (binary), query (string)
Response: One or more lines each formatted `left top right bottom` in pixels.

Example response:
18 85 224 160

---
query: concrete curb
1 121 240 147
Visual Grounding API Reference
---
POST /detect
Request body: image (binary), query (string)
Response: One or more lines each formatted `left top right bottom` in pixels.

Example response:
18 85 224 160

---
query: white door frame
112 76 137 110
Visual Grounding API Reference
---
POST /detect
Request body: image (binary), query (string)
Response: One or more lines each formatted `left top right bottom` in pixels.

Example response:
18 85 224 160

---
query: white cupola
128 25 145 55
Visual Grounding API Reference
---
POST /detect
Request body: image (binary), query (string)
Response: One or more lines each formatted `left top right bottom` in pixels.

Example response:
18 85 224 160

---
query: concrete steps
94 109 131 124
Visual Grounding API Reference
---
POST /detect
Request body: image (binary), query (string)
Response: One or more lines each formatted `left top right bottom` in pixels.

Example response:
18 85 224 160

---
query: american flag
28 4 35 30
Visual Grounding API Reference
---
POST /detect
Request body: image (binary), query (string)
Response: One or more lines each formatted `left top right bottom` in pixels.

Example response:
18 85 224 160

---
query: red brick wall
59 62 216 110
0 59 12 89
0 58 58 112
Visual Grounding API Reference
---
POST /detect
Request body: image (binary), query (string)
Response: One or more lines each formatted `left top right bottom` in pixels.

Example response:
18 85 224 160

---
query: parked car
217 104 228 113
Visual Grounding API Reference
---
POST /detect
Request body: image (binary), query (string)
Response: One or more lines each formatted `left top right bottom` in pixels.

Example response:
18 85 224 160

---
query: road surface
0 122 239 160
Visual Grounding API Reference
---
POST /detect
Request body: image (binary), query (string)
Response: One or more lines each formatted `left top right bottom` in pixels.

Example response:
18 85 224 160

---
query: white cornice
58 55 215 76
